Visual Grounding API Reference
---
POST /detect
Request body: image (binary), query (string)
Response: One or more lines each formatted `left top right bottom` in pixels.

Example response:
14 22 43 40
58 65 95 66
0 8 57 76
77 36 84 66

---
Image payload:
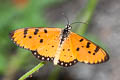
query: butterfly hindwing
58 36 78 67
69 32 109 64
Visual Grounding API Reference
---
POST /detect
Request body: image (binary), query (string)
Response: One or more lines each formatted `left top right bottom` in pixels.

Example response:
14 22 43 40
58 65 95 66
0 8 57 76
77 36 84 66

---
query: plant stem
18 62 45 80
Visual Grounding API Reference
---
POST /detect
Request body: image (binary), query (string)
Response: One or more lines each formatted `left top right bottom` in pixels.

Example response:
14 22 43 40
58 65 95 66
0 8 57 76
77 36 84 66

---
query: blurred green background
0 0 118 80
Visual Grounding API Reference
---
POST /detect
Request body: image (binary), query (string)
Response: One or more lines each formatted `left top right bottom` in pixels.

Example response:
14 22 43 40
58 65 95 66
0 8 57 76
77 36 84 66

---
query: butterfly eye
68 25 72 30
65 24 72 30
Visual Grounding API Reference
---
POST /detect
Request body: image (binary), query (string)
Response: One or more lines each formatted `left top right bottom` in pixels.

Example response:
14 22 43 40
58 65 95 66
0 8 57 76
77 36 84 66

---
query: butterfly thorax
60 24 72 44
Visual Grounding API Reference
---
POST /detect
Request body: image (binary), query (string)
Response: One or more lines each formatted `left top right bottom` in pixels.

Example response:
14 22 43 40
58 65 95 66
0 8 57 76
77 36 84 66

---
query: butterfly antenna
70 22 88 26
62 13 70 25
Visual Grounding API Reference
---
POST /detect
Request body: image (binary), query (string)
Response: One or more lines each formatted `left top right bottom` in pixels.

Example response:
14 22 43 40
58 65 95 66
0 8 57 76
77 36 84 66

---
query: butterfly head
65 24 72 31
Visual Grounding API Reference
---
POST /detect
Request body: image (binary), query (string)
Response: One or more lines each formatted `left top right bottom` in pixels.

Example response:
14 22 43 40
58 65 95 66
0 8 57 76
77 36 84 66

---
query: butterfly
9 24 109 67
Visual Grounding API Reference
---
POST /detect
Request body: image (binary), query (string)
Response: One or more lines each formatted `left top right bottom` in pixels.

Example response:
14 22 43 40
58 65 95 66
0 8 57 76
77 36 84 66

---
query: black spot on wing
92 46 100 55
68 49 70 51
24 35 26 38
93 53 95 55
29 36 32 39
52 45 54 47
34 29 39 35
94 46 100 53
80 39 83 42
24 28 28 35
44 29 47 33
24 28 28 38
40 39 43 43
86 42 91 48
81 46 84 48
76 47 80 51
88 51 91 54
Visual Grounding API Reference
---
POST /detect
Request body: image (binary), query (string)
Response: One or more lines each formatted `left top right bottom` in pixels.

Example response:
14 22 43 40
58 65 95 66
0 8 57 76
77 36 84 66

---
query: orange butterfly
10 24 109 67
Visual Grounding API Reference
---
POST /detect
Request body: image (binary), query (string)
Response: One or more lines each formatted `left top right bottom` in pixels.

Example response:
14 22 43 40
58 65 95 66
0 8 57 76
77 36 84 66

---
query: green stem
18 62 45 80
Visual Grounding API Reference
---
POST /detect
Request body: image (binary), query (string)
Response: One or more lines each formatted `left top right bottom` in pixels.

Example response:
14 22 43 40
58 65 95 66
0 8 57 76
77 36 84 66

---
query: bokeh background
0 0 119 80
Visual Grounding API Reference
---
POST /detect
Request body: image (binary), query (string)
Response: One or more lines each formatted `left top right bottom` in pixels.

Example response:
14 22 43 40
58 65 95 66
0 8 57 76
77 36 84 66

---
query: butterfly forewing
10 28 62 61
